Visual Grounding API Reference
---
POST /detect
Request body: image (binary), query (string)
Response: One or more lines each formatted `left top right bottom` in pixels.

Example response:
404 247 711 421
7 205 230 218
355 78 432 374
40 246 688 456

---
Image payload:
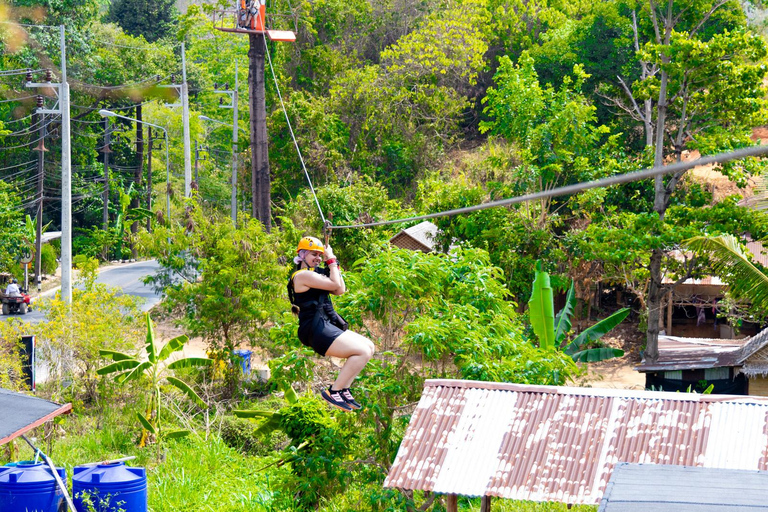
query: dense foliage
2 0 768 508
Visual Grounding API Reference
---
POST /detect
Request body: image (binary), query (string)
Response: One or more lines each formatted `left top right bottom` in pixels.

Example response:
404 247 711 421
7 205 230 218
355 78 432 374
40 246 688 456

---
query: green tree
139 205 285 355
34 257 144 402
106 0 178 43
0 181 25 273
591 0 768 362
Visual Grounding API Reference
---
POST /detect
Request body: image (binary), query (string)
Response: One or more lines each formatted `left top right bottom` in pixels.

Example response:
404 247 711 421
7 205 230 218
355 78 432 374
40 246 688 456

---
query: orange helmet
297 236 324 254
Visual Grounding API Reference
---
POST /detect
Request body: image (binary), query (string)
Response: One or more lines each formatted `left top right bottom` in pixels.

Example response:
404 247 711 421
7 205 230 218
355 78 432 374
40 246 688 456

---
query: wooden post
480 495 492 512
666 290 673 336
445 494 458 512
248 33 271 232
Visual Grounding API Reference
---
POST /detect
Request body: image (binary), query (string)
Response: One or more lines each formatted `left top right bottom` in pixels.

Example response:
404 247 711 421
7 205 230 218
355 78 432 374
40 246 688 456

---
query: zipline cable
262 32 326 226
330 145 768 230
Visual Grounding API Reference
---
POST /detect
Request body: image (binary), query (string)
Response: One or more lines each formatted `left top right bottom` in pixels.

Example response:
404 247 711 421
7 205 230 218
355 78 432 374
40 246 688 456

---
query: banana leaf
565 308 630 356
99 349 135 362
145 313 157 363
528 261 555 350
157 334 190 361
136 412 157 434
163 430 191 439
166 376 207 409
234 409 275 419
570 347 625 362
685 235 768 312
167 357 213 369
554 280 576 346
97 359 141 375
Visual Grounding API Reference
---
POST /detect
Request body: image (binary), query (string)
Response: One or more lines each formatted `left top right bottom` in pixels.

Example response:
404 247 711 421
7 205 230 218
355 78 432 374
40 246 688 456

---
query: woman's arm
292 245 345 294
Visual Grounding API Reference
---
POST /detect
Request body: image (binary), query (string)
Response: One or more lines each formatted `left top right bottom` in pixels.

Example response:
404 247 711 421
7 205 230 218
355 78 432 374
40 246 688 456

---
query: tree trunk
645 248 664 363
248 34 271 231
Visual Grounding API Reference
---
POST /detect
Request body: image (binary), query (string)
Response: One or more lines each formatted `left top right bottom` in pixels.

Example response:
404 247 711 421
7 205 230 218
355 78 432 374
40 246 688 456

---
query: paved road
0 259 162 323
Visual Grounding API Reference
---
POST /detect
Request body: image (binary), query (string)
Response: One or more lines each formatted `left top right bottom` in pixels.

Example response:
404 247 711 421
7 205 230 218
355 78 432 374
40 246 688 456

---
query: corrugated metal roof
636 335 748 372
384 380 768 504
389 221 438 252
599 463 768 511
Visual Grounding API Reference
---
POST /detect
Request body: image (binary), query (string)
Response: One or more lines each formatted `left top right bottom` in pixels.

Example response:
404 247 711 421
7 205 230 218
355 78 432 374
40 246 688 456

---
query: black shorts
297 309 345 356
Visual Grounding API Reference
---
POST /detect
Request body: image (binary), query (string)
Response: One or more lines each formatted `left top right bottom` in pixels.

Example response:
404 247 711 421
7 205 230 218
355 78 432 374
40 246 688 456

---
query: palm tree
684 235 768 312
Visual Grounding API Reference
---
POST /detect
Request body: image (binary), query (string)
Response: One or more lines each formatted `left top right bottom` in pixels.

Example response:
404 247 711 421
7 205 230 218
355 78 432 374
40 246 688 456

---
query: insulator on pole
225 83 230 90
45 69 52 82
219 97 224 105
36 95 44 108
25 69 33 83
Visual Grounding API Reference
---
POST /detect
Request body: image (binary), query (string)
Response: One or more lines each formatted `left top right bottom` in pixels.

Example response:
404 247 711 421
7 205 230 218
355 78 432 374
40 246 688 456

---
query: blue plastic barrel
72 462 146 512
0 461 66 512
234 349 252 375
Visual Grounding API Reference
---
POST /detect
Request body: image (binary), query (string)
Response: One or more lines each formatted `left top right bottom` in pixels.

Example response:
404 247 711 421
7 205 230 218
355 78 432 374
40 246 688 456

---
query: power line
0 96 34 104
330 145 768 230
262 32 326 226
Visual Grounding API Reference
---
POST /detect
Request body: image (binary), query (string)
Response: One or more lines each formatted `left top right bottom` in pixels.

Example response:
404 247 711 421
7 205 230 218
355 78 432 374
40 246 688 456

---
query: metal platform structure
212 0 296 41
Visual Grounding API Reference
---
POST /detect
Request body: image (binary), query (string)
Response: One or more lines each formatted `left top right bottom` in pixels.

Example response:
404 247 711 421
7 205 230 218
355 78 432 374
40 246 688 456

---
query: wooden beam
445 494 458 512
480 496 491 512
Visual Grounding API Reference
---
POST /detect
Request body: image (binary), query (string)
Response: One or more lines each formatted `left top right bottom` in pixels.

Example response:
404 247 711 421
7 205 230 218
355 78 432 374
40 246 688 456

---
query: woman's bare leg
324 330 375 390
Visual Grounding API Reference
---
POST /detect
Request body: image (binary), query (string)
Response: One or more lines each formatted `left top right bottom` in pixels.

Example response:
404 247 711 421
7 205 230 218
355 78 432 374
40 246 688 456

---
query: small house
389 221 438 253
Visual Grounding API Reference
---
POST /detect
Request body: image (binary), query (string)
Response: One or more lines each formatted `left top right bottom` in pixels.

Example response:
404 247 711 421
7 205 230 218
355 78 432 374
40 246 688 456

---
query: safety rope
329 145 768 230
261 32 327 227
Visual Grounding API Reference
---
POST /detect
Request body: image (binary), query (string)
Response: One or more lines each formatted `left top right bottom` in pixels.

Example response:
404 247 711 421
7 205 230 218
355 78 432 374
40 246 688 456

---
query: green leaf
570 347 624 362
163 430 191 439
282 383 299 404
136 412 157 434
233 409 275 419
99 349 135 361
684 235 768 311
554 280 576 346
566 308 630 355
166 376 207 409
528 261 556 350
116 361 151 383
145 313 157 364
97 359 141 375
157 335 190 361
167 357 213 370
254 415 283 436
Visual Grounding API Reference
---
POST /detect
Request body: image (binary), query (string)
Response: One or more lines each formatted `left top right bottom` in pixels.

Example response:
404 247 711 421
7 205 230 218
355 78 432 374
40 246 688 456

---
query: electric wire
0 134 47 151
0 159 36 172
0 96 34 104
0 68 44 76
262 32 326 225
330 145 768 230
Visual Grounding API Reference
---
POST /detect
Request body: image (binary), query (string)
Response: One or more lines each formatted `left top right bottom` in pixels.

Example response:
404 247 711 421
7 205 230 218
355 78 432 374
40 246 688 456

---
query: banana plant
233 383 299 436
528 261 627 362
98 312 212 445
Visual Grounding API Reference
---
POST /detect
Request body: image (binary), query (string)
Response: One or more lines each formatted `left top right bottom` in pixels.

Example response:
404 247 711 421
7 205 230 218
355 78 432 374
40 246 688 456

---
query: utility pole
212 3 295 231
101 117 111 230
33 104 47 293
249 33 270 231
146 128 153 232
60 26 72 304
181 43 192 198
231 61 239 226
132 105 144 258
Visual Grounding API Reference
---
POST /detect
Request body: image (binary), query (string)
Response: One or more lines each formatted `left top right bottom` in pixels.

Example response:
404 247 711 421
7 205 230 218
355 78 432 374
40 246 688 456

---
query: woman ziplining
287 236 375 412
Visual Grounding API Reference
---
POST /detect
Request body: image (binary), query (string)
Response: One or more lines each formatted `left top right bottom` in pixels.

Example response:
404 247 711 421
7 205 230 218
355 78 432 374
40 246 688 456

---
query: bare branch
691 0 730 36
617 75 647 123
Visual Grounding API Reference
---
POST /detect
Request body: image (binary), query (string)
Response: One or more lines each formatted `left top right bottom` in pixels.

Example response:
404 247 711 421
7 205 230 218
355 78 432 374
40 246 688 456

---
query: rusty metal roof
636 335 748 372
384 379 768 505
